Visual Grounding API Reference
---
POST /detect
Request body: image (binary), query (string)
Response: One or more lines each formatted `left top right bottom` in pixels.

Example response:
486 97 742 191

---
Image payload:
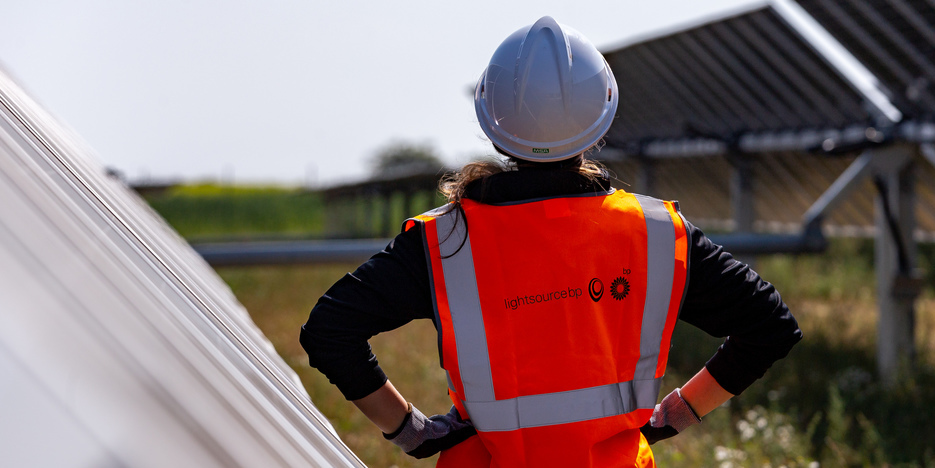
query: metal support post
872 146 923 384
357 192 371 237
799 145 922 383
383 192 396 237
636 155 657 197
921 143 935 167
405 190 420 219
373 193 389 238
729 154 756 266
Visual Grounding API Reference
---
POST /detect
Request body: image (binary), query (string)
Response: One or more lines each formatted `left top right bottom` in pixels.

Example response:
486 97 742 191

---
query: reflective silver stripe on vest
463 378 662 432
435 196 677 432
435 209 496 402
633 195 676 381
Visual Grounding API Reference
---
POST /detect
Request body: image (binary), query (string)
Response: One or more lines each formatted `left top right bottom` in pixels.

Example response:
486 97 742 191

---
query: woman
301 16 801 467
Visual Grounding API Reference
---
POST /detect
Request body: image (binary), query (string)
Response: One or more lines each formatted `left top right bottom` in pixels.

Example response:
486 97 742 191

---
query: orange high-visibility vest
404 190 689 468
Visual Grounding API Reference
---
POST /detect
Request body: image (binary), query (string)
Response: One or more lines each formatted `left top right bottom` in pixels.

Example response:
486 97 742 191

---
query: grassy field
217 251 935 468
143 184 325 240
148 185 935 467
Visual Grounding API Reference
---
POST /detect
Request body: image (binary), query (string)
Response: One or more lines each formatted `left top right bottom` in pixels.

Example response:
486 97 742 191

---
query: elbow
299 322 322 367
300 308 335 369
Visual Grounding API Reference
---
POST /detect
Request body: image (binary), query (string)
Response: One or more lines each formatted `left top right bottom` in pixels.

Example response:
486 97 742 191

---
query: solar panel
603 5 876 155
795 0 935 121
0 67 365 467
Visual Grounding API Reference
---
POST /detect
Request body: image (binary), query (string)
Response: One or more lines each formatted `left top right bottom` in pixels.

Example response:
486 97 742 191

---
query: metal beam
616 124 889 159
707 230 826 255
900 121 935 143
801 150 875 228
193 239 389 266
643 139 727 158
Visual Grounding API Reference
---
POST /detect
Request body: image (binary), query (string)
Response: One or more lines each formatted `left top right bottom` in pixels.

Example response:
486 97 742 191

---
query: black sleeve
299 224 435 400
678 220 803 395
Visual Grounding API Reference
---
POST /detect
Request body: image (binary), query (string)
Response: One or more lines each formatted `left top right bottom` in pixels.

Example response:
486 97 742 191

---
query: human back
414 188 688 466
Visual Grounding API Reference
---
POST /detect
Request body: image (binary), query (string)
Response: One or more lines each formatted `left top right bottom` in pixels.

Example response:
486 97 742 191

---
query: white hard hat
474 16 618 162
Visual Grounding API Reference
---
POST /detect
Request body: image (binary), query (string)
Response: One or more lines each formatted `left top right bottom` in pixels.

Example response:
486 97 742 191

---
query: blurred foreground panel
0 67 365 468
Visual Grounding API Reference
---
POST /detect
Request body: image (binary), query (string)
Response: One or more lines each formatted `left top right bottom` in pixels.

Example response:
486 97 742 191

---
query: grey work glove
383 404 477 459
639 387 702 445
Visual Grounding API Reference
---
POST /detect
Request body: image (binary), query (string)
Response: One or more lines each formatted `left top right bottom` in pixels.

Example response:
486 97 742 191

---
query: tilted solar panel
603 5 876 155
796 0 935 121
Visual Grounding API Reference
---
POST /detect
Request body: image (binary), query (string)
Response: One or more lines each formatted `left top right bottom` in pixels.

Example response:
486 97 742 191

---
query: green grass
143 183 446 240
142 184 325 240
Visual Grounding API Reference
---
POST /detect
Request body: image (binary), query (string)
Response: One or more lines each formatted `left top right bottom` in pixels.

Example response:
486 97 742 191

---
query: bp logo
588 278 604 302
610 276 630 300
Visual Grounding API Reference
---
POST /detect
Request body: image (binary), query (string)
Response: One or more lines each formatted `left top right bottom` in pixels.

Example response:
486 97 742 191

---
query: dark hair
436 146 609 257
439 147 608 204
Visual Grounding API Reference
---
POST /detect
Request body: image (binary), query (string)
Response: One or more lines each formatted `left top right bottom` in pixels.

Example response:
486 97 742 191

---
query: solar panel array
601 3 935 239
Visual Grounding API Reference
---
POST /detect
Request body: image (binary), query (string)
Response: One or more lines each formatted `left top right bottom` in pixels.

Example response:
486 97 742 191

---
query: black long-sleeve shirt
300 169 802 400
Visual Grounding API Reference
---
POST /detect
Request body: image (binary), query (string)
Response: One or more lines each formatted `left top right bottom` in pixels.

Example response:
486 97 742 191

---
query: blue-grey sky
2 1 771 186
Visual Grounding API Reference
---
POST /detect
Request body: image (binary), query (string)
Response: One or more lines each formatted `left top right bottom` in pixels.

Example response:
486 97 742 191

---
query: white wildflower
737 419 755 441
715 446 731 461
756 416 768 429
